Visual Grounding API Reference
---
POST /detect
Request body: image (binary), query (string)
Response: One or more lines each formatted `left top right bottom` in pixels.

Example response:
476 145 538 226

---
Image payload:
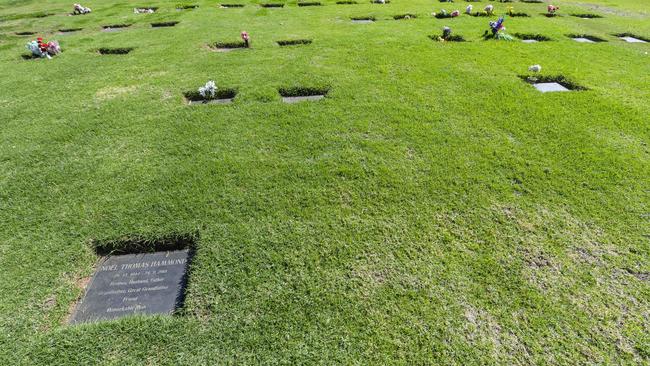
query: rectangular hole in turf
567 34 607 43
211 41 249 51
184 88 238 105
68 233 198 324
220 3 244 7
393 13 416 20
151 21 179 27
614 33 649 43
260 3 284 7
59 28 83 33
520 75 587 93
102 24 131 32
571 13 603 19
176 4 199 10
98 47 134 55
298 2 321 6
277 39 312 46
279 86 329 103
514 33 551 42
351 16 375 23
134 7 158 13
429 34 466 42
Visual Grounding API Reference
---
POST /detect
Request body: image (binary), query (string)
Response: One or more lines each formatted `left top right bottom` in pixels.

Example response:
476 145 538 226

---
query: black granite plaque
70 249 191 324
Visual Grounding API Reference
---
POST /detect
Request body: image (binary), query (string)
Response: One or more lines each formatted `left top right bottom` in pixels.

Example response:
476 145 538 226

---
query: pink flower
451 10 460 17
241 31 249 41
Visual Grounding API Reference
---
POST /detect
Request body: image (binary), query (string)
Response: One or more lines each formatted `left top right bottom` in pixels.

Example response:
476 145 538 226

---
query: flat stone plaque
533 82 569 93
188 98 233 105
521 39 538 43
620 36 646 43
572 37 595 43
282 95 325 103
352 19 374 23
70 249 191 324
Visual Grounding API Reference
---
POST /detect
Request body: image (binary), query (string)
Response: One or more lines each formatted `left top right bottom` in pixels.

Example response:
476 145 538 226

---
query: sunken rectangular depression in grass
98 47 134 55
514 33 551 43
279 86 329 103
568 34 607 43
521 75 587 93
184 88 238 105
70 234 196 324
615 33 649 43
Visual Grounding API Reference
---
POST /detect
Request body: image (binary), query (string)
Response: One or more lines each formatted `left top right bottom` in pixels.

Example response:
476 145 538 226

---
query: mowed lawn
0 0 649 364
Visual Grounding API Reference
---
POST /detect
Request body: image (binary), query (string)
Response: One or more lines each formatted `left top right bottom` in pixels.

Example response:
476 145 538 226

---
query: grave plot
298 2 322 6
393 13 417 20
336 1 358 4
134 7 158 13
211 41 249 52
429 33 466 42
102 24 131 32
571 13 603 19
69 234 197 324
514 33 551 43
151 21 180 28
98 47 134 55
434 12 458 19
184 88 238 105
176 4 199 10
220 3 244 7
277 39 313 46
506 11 529 17
520 0 542 3
520 75 587 93
615 33 649 43
567 34 607 43
15 31 36 36
59 28 83 34
279 87 329 103
351 16 376 23
260 3 285 7
371 0 390 3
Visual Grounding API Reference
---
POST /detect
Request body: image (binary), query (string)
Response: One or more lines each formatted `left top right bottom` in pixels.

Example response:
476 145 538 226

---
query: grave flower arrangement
433 9 459 18
73 3 91 14
26 37 61 59
241 31 250 47
483 17 513 40
484 4 494 15
546 4 559 16
199 80 217 99
134 7 156 13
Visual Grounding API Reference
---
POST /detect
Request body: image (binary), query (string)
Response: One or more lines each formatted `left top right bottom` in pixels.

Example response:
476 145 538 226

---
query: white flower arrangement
198 80 218 99
73 4 91 14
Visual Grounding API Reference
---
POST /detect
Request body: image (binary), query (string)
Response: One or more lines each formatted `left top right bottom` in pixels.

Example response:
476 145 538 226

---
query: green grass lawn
1 0 649 364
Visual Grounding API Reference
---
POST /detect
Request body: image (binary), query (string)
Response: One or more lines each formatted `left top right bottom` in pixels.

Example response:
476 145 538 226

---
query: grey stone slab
620 36 647 43
533 82 570 93
282 95 325 103
70 249 191 324
521 39 538 43
188 98 234 105
352 19 374 23
572 37 595 43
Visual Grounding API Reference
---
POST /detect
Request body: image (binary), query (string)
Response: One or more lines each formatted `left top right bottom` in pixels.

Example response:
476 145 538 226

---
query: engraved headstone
70 249 191 324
